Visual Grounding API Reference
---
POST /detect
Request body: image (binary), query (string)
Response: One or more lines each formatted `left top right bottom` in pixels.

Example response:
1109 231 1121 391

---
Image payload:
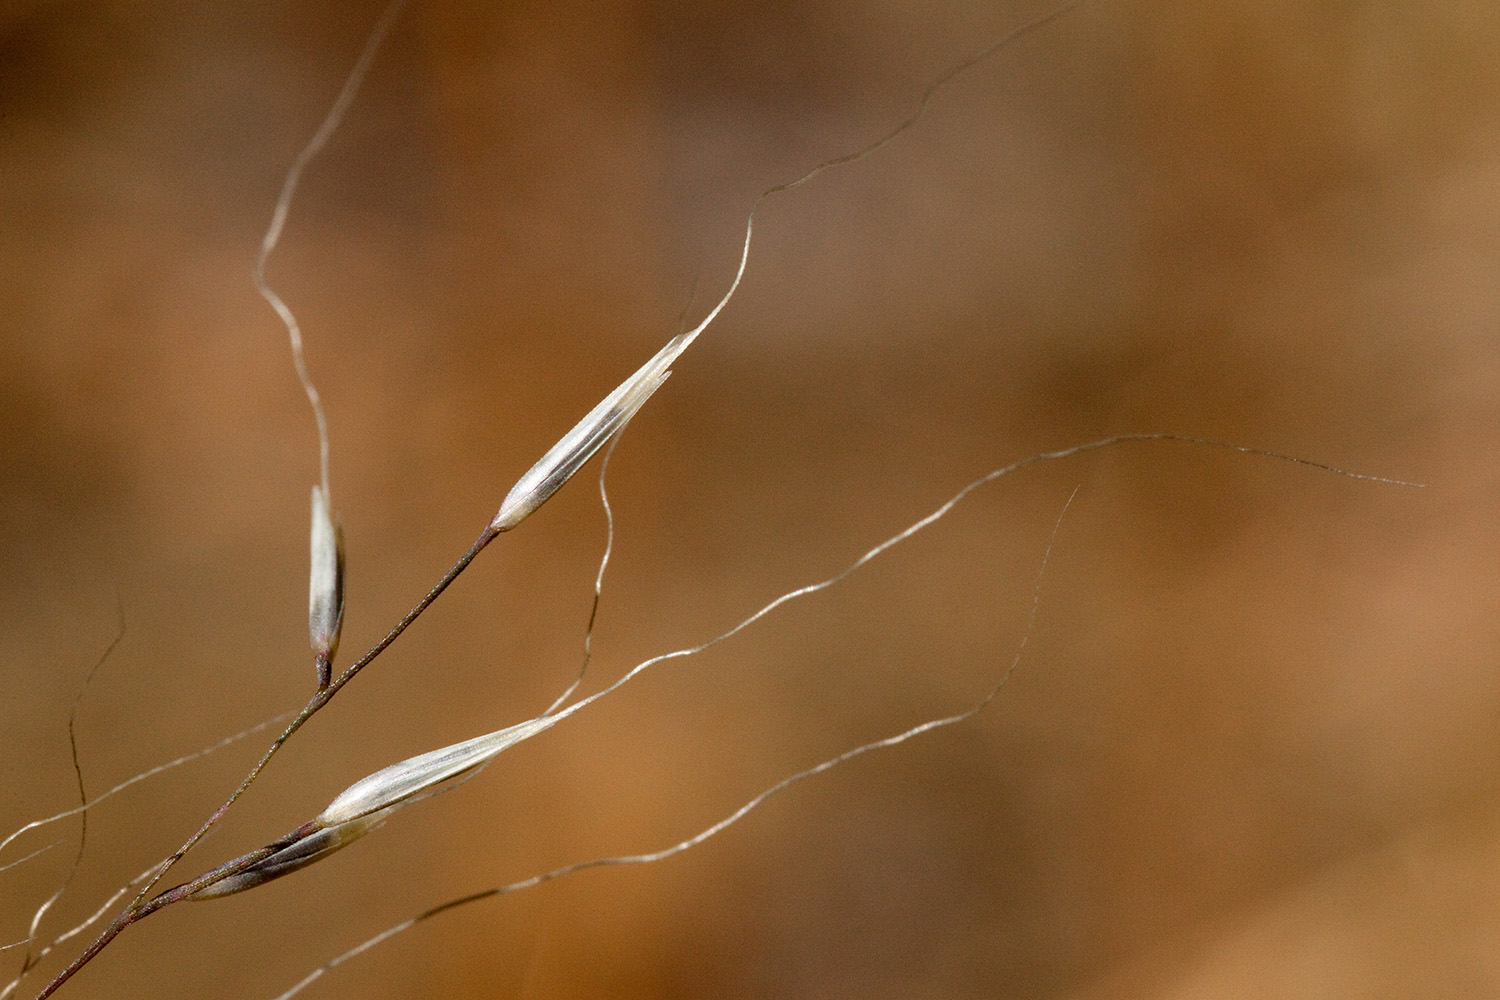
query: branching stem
30 527 500 1000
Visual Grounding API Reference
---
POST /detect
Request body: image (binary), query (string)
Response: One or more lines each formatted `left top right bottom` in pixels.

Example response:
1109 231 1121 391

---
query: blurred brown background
3 1 1498 997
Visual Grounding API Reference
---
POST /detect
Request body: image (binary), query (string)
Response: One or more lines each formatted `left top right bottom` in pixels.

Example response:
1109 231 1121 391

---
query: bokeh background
3 1 1499 997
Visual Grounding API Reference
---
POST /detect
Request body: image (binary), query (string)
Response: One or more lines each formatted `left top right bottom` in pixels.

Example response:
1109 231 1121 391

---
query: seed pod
309 484 345 687
490 332 696 532
187 713 561 900
319 713 560 826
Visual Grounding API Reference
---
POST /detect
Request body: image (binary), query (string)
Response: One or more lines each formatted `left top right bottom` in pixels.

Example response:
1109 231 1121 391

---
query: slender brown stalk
30 526 500 1000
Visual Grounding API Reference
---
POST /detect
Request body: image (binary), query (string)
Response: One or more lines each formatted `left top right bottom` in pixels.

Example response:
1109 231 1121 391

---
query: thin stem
15 613 125 979
30 527 500 1000
0 711 296 860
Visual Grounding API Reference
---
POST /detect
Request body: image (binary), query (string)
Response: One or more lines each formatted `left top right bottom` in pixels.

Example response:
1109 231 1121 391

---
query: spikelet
187 714 560 899
318 714 560 825
490 332 696 532
309 484 345 688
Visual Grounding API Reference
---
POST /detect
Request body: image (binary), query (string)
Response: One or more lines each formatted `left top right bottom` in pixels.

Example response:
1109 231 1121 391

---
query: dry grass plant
3 2 1480 998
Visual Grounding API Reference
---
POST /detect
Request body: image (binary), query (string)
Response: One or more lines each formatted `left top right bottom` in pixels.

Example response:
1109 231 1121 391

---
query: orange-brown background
3 1 1498 997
